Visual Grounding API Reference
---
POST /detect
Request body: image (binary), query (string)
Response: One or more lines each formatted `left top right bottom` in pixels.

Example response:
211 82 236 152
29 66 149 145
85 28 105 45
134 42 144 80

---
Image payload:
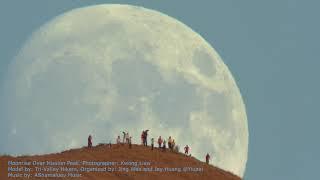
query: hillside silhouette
0 144 241 180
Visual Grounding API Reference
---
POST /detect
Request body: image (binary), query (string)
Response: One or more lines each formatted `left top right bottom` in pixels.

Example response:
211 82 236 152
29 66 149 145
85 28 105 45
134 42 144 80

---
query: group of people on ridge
116 131 132 148
87 130 211 164
156 136 178 152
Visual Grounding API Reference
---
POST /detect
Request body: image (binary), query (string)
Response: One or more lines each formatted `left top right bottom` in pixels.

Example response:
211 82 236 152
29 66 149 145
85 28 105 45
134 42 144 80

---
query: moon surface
1 4 248 177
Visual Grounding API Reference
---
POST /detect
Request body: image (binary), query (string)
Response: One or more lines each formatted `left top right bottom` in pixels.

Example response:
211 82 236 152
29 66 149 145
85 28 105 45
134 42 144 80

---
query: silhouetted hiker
141 130 144 145
206 153 210 164
172 139 176 150
168 136 173 150
122 131 126 143
141 130 149 146
116 136 121 144
129 137 132 149
151 138 154 150
141 131 145 145
162 140 167 151
88 135 92 148
125 132 130 144
141 131 144 145
184 145 189 155
108 141 112 148
158 136 163 148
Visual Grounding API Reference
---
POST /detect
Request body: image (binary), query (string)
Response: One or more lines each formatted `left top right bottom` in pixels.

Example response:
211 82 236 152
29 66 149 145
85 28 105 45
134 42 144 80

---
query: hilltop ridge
0 144 241 180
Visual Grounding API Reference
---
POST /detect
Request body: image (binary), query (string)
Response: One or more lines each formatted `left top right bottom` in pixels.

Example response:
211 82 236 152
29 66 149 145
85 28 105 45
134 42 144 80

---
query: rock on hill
0 144 241 180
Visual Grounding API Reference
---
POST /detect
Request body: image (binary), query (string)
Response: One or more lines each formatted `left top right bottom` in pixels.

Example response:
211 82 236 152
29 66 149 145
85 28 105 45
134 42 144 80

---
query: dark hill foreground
0 144 241 180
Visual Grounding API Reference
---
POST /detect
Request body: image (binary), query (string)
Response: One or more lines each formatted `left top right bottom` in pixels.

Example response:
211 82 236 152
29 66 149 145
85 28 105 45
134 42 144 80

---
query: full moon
1 4 248 177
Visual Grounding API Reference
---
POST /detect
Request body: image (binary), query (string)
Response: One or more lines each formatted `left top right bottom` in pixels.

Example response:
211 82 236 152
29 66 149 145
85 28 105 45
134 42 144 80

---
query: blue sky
0 1 319 179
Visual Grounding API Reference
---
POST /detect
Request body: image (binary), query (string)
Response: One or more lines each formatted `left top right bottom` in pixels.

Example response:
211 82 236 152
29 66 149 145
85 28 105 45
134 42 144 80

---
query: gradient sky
0 1 318 179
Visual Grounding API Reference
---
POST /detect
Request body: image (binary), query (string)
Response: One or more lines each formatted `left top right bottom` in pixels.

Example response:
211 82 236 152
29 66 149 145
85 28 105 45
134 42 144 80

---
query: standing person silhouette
122 131 126 143
168 136 173 150
129 137 132 149
158 136 163 148
125 132 130 144
141 130 145 145
184 145 189 155
88 135 92 148
206 153 211 164
172 139 176 151
116 136 121 144
151 138 154 150
144 130 149 146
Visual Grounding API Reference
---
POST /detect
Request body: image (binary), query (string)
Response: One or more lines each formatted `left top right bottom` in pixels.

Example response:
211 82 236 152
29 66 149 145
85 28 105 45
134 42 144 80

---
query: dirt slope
0 144 241 180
